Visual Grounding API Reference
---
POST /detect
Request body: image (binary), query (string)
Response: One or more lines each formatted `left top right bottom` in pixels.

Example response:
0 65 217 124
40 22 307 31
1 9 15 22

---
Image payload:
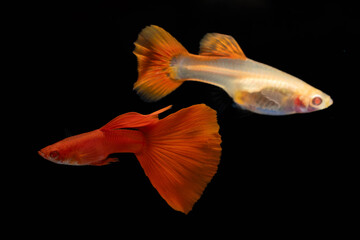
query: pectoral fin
234 90 280 111
259 89 282 110
261 87 283 101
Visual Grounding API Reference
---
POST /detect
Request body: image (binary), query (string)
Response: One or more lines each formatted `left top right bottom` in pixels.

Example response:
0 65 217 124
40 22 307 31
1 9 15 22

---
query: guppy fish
38 104 222 214
133 25 333 115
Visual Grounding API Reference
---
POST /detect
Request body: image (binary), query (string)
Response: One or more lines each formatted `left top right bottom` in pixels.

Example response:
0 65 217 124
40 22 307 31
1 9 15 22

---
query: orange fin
135 104 222 214
100 105 172 131
148 105 172 117
133 25 188 102
90 157 119 166
199 33 246 59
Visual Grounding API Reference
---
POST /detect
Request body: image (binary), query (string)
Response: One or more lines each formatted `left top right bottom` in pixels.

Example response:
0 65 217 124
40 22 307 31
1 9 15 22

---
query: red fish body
39 104 222 214
39 129 144 166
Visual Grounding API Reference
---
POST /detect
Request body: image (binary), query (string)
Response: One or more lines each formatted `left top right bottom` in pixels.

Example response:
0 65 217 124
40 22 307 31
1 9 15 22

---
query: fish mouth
328 97 333 107
38 150 45 158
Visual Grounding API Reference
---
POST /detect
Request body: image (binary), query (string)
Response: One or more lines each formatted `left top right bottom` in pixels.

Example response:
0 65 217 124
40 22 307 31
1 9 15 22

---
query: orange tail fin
135 104 222 214
133 25 188 102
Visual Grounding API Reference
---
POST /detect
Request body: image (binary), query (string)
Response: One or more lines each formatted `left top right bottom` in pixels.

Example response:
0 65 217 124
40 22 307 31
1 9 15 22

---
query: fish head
294 89 333 113
38 141 76 165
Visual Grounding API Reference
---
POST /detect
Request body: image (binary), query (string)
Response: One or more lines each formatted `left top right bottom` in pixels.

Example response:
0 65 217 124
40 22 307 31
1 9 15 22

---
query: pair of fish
39 25 333 214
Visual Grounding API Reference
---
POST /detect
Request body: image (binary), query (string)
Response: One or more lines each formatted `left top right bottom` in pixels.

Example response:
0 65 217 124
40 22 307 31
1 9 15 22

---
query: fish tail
133 25 188 102
135 104 222 214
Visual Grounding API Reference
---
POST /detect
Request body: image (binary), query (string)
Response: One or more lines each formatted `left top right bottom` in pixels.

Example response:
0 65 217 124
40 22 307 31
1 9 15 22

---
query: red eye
50 151 59 159
312 96 323 106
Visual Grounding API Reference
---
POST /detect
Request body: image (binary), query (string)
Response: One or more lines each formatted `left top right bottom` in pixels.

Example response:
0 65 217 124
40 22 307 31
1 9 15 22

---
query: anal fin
90 157 119 166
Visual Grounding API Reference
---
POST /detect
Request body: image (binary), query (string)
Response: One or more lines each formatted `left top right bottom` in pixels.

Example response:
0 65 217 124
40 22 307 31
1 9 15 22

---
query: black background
19 0 355 237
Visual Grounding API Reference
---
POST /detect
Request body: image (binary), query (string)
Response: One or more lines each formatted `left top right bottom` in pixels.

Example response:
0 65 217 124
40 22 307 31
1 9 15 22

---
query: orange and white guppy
39 104 222 214
133 25 333 115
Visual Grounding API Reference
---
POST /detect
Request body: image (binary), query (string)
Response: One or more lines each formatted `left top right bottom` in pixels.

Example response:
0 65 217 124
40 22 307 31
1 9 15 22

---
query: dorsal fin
199 33 246 59
100 106 172 131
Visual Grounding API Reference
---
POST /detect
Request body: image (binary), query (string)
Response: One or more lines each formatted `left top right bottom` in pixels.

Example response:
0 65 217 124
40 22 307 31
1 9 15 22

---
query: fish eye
49 151 59 159
312 96 323 106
